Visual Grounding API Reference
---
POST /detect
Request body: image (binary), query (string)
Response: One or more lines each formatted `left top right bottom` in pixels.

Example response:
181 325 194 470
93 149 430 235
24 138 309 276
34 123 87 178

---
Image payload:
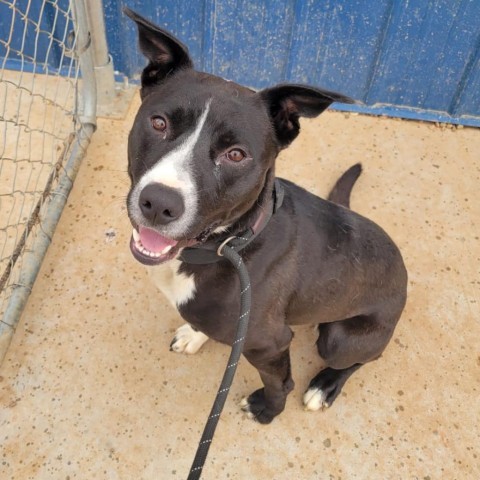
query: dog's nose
139 183 185 225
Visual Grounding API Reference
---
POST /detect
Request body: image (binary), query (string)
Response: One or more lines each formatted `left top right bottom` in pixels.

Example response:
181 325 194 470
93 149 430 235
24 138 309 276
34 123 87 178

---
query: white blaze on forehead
130 99 212 237
144 99 211 188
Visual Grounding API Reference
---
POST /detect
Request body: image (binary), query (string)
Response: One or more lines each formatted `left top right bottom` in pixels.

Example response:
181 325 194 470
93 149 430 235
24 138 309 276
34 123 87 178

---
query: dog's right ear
260 84 355 149
124 8 193 89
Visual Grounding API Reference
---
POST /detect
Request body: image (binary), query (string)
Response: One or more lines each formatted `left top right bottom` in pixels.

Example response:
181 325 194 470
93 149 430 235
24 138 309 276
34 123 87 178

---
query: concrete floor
1 93 479 479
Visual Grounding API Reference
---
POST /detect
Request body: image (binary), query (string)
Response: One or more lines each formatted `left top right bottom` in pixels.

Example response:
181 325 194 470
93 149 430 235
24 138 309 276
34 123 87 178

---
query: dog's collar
179 179 284 265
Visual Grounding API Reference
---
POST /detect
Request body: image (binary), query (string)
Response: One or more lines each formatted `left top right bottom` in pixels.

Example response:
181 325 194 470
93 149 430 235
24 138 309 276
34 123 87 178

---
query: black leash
187 243 251 480
183 180 285 479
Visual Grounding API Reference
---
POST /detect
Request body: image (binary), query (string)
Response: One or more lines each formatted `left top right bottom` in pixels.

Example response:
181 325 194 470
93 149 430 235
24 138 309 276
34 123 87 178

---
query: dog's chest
148 259 196 308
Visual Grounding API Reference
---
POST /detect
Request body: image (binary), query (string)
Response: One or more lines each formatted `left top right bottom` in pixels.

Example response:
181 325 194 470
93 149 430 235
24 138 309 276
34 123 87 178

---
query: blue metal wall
103 0 480 126
1 1 479 125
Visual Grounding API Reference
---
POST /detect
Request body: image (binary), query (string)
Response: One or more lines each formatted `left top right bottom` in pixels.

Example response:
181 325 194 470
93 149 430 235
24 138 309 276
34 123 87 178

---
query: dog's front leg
241 327 294 424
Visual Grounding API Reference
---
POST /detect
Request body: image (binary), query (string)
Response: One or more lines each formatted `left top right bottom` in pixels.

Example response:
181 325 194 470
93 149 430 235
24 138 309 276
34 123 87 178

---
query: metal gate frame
0 0 97 363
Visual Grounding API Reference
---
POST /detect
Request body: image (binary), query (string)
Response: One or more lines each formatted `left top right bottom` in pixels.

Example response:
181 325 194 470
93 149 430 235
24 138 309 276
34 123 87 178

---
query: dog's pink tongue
139 227 178 253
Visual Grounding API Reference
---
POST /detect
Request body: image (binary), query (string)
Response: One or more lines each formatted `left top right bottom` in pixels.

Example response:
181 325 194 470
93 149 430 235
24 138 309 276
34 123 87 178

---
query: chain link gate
0 0 97 362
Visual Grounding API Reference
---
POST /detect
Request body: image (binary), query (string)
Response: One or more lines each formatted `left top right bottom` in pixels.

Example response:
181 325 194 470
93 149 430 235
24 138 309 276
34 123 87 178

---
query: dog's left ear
124 8 193 90
260 85 355 148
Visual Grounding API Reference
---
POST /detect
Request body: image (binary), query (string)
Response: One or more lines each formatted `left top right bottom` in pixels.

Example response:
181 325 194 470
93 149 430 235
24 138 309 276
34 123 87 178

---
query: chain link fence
0 0 96 361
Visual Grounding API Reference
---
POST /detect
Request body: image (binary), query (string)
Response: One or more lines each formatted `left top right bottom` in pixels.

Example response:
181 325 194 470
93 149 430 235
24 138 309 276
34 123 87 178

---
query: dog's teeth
135 241 164 258
162 245 173 255
132 229 140 242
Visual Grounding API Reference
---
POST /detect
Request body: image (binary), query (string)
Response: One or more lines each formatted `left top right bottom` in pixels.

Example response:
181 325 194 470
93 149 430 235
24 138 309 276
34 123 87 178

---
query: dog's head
125 8 354 265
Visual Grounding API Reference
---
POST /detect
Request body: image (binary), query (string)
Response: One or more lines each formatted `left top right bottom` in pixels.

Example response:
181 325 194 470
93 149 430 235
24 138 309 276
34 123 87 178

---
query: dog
124 8 408 424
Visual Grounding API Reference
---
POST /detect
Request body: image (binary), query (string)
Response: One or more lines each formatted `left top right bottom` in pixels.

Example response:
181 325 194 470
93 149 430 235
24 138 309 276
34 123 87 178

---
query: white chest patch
148 259 196 308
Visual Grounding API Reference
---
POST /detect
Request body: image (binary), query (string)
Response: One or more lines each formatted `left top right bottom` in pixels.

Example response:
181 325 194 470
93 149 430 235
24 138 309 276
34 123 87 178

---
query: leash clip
217 236 237 257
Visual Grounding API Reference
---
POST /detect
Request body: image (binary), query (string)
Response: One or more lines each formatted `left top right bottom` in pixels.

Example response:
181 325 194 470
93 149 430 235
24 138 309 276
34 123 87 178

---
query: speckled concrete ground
1 93 479 480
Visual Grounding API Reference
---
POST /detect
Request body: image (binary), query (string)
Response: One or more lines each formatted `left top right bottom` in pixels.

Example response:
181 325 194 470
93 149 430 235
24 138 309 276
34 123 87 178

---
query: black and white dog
124 9 407 424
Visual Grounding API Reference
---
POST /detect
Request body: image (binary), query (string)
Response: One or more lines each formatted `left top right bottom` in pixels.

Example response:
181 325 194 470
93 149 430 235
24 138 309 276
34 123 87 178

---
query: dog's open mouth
130 226 183 265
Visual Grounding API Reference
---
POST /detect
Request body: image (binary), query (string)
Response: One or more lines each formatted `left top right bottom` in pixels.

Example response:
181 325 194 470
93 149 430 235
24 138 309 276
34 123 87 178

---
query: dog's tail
327 163 362 209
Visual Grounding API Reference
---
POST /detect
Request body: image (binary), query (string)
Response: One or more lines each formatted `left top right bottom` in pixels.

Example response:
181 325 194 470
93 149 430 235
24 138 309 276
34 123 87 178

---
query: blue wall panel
365 0 480 115
205 0 297 87
103 0 208 77
285 0 395 100
454 46 480 117
2 0 478 125
101 0 479 126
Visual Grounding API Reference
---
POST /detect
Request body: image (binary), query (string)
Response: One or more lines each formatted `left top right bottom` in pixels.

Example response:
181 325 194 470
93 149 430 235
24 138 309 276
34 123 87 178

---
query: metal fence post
85 0 117 109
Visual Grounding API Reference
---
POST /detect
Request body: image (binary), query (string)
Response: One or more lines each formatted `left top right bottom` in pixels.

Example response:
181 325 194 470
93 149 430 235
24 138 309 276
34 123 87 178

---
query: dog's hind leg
303 312 398 411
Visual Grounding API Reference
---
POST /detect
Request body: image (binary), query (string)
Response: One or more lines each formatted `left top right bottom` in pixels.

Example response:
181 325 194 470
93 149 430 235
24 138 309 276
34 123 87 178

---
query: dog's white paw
239 397 255 419
170 323 209 354
303 387 330 411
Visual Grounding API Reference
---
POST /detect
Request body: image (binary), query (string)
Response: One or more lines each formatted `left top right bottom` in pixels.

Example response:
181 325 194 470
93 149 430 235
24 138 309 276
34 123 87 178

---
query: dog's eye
226 148 246 162
151 116 167 132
